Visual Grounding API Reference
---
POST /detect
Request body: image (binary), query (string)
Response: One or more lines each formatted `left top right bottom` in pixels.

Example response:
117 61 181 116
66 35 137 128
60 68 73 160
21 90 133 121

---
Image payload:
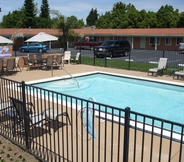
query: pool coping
25 70 184 87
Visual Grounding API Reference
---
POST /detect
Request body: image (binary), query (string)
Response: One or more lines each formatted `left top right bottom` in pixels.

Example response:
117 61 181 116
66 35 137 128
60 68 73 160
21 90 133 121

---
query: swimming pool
30 72 184 124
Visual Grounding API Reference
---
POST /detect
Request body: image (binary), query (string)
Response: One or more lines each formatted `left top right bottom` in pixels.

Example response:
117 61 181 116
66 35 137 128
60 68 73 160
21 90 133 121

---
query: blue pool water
32 73 184 124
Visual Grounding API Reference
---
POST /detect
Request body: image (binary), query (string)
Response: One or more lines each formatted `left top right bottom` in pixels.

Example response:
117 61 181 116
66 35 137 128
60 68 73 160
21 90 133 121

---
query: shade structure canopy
25 32 58 42
0 36 13 44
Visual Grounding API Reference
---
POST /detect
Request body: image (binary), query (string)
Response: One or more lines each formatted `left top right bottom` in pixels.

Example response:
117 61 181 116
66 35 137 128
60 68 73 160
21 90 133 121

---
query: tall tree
36 0 51 28
40 0 50 18
86 8 98 26
22 0 36 28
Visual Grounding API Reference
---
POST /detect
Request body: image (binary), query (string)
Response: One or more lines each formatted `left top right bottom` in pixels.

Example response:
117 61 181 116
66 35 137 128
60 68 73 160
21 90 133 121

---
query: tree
156 5 179 28
40 0 50 18
177 12 184 27
1 10 23 28
86 8 98 26
124 5 139 28
22 0 36 28
96 11 113 28
52 11 80 51
36 0 51 28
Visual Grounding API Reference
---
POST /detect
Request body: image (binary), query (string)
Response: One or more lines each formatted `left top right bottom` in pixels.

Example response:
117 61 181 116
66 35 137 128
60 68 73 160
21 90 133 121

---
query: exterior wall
13 35 180 51
133 37 140 49
157 37 179 51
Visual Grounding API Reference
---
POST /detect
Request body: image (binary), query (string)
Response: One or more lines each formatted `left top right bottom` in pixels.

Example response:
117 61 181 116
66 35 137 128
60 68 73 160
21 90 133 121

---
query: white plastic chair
62 51 71 66
71 52 81 64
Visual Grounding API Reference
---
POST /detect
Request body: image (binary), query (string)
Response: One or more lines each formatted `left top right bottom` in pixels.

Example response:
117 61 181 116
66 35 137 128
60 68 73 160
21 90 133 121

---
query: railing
53 60 79 88
0 77 184 162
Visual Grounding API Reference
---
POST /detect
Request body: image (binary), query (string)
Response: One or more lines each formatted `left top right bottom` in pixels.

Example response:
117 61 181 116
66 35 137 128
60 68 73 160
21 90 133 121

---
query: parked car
19 43 49 53
179 43 184 52
74 37 103 50
94 40 131 58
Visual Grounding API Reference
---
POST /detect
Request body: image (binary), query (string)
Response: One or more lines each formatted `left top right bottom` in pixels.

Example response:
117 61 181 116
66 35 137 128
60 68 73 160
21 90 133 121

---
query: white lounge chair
62 51 71 66
71 52 81 64
173 70 184 80
147 58 168 76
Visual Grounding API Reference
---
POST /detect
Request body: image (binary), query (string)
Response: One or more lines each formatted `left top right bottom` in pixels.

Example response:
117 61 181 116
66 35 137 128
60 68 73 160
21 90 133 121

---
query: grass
80 56 178 75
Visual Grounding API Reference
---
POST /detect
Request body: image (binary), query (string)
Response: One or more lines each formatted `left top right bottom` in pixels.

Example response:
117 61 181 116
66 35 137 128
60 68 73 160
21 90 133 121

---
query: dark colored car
95 40 131 58
19 43 49 53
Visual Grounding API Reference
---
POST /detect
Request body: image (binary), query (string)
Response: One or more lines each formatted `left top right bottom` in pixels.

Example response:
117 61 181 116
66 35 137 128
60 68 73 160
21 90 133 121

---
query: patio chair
0 98 13 112
62 51 71 66
22 57 34 70
53 54 63 69
0 98 15 118
147 58 168 76
9 97 71 134
71 52 81 64
0 58 3 75
35 53 45 65
9 97 49 135
3 58 15 75
42 55 53 70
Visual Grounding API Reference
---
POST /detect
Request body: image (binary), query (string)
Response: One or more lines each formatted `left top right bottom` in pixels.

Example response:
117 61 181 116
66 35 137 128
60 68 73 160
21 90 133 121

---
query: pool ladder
52 60 79 88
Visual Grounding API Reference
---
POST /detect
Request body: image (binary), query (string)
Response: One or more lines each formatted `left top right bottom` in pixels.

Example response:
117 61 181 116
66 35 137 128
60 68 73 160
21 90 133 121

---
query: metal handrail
52 60 79 88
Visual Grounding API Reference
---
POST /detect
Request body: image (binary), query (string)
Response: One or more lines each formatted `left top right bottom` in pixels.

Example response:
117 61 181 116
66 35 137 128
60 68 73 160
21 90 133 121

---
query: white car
179 43 184 51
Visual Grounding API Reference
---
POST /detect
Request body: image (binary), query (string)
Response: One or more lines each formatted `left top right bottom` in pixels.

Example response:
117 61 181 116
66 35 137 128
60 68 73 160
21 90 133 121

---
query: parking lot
15 47 184 68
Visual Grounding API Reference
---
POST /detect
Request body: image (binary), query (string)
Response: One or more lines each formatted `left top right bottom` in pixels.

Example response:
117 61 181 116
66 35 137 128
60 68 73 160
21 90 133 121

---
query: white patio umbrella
0 36 13 44
25 32 58 42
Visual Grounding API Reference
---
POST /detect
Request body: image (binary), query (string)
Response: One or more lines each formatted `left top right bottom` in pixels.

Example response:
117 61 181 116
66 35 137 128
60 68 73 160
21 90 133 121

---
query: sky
0 0 184 22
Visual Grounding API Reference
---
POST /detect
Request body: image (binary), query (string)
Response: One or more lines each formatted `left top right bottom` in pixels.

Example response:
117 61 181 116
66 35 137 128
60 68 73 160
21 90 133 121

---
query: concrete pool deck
3 64 184 84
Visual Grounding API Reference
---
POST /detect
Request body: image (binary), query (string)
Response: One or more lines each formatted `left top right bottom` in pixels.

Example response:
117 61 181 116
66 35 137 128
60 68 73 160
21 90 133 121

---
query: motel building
0 28 184 51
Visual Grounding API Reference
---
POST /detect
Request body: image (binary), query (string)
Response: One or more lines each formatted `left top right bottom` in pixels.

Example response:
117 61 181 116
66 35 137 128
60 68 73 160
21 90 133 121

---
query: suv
94 40 131 58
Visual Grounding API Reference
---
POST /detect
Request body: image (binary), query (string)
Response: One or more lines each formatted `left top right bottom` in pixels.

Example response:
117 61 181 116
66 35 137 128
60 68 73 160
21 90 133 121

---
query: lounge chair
147 58 168 76
62 51 71 66
9 97 71 134
71 52 81 64
173 70 184 80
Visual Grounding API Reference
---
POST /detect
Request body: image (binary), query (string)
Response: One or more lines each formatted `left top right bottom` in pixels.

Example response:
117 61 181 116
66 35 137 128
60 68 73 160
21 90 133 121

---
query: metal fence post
93 49 96 66
162 50 165 58
21 81 30 150
128 52 131 70
104 54 107 67
79 48 81 64
123 107 130 162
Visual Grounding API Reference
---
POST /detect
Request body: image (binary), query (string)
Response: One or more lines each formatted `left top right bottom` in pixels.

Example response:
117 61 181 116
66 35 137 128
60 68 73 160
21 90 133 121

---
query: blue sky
0 0 184 22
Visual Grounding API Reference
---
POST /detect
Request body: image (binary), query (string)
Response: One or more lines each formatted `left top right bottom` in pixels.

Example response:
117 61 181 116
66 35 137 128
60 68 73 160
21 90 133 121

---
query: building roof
0 28 184 38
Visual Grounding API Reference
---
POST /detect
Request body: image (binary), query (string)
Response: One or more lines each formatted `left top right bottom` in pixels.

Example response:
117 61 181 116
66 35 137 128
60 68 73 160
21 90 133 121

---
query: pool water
32 73 184 124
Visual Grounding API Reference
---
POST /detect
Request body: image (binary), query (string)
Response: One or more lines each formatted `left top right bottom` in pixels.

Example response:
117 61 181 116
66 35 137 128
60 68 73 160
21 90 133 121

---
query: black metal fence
0 77 184 162
77 48 184 73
